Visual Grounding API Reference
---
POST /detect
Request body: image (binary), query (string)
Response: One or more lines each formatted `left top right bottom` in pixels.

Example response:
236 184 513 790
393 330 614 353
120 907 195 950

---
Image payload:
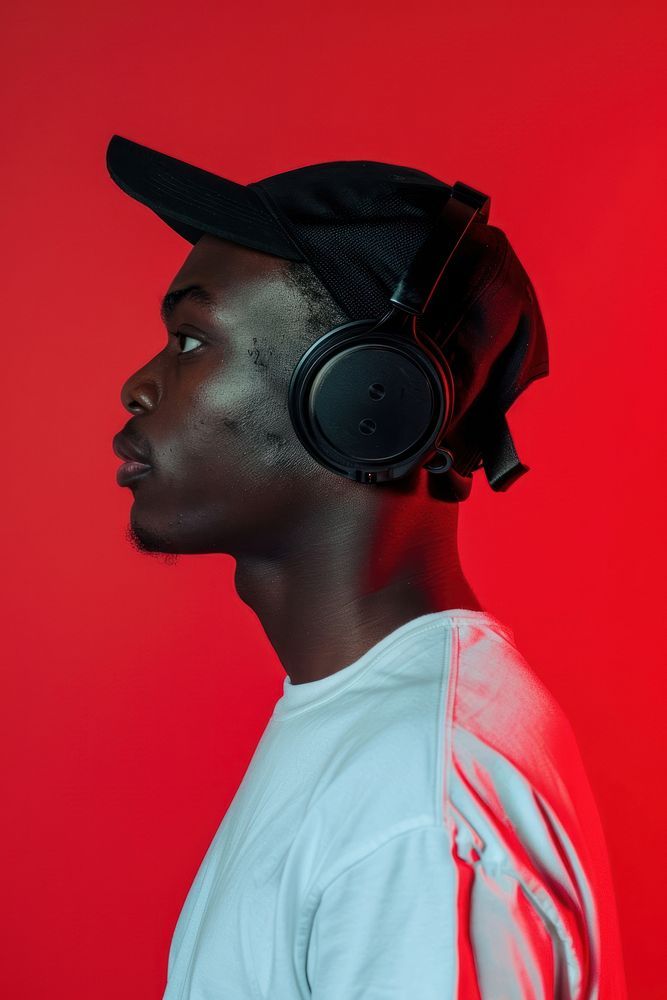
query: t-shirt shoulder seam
440 622 460 832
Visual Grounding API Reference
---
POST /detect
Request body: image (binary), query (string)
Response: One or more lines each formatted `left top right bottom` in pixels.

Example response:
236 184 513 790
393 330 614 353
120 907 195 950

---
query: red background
1 1 664 996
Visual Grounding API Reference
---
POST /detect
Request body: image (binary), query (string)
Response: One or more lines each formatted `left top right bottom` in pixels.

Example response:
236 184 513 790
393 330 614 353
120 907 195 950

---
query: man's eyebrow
159 284 216 324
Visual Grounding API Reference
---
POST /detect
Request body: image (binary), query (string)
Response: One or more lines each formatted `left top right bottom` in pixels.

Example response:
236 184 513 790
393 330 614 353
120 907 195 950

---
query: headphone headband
389 182 491 317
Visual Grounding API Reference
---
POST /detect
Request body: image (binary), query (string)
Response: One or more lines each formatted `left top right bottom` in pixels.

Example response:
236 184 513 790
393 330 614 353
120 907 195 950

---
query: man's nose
120 365 162 415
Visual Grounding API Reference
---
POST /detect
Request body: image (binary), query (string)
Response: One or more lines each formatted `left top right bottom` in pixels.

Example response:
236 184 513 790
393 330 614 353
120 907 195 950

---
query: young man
107 135 626 998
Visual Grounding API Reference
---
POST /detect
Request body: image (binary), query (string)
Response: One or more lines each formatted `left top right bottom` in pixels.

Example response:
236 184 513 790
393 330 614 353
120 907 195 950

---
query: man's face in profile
114 235 346 560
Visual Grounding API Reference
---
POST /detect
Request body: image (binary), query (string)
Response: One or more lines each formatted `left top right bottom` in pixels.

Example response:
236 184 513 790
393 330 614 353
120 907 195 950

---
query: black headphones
287 182 491 502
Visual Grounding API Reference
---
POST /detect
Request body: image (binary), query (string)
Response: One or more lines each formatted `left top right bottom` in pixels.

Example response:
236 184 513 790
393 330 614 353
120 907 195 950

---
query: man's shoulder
454 619 569 744
451 619 589 813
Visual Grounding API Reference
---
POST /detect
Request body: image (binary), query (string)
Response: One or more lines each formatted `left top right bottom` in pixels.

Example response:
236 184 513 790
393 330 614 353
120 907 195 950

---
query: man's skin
116 234 484 685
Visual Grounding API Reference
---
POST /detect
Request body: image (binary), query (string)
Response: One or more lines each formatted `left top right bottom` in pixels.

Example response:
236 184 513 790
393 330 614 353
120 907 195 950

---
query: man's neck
232 487 483 685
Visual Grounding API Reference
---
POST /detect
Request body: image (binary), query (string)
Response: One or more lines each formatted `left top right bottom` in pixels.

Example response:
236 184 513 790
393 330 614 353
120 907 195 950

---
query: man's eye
176 333 203 354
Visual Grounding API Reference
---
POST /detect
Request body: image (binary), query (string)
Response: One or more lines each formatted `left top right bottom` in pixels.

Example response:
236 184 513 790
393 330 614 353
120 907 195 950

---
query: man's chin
124 505 245 559
125 520 181 564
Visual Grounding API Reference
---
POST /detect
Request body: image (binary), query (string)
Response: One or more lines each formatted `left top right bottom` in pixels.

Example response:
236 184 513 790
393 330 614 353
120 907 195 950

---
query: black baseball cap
106 134 549 491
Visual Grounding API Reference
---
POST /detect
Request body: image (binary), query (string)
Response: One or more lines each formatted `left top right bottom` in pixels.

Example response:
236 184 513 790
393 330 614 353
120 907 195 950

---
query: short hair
283 260 350 342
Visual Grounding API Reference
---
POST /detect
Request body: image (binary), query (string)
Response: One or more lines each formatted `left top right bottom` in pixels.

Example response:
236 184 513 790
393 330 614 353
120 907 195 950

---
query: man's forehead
168 235 239 291
166 236 290 301
161 237 298 327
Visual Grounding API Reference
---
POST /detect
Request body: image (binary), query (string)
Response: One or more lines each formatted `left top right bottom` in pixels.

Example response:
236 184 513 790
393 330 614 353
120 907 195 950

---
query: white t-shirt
163 609 627 999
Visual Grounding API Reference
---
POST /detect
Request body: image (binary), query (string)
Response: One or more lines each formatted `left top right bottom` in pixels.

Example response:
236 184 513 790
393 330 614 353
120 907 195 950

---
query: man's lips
116 461 151 487
113 432 152 487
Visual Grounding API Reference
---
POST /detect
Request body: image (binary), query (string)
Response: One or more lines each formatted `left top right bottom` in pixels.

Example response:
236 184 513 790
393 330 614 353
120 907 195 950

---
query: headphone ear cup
288 318 455 485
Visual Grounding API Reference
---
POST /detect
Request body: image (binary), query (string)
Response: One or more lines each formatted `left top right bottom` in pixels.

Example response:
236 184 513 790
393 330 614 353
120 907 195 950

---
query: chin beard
125 520 180 565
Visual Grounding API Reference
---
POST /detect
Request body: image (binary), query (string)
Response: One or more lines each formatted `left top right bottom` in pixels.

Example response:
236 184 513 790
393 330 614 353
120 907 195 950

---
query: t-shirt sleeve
305 824 458 999
304 821 564 999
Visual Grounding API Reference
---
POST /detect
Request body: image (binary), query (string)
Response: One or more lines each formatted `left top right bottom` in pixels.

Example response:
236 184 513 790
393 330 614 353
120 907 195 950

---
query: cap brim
105 134 304 261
